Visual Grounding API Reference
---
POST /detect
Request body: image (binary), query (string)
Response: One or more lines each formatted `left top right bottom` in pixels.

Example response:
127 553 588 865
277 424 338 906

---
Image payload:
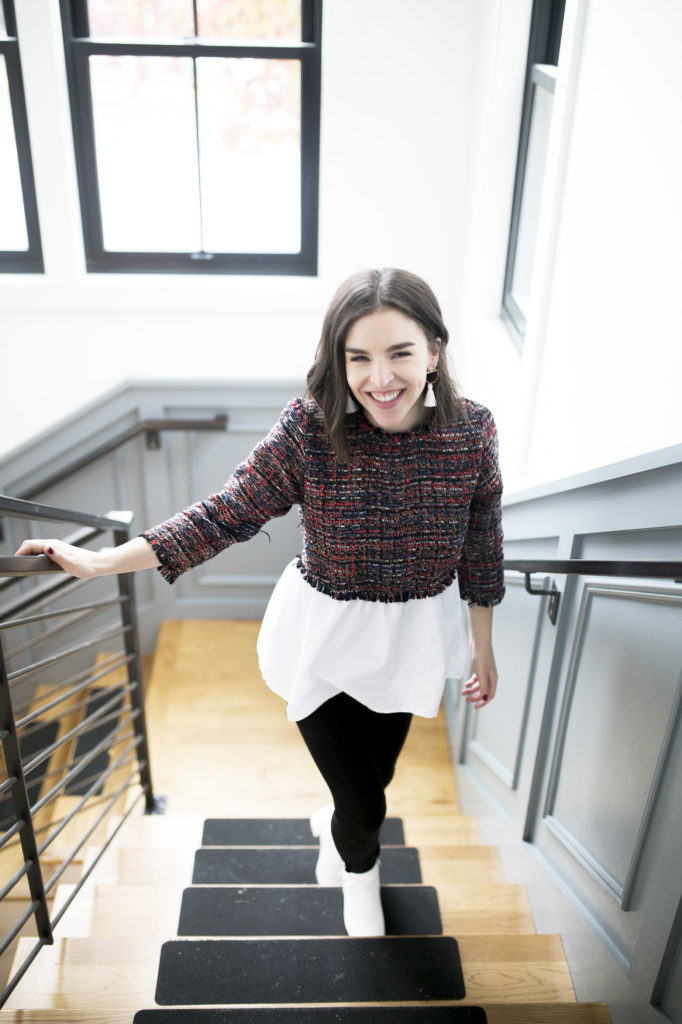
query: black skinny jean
296 692 412 874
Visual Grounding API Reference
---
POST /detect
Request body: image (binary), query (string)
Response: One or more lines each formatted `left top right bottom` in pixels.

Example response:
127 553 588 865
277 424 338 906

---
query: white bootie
341 861 385 936
310 804 344 885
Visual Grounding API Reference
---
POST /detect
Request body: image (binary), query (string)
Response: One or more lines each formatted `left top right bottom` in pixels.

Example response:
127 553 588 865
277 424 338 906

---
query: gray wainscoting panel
545 582 682 906
161 409 301 610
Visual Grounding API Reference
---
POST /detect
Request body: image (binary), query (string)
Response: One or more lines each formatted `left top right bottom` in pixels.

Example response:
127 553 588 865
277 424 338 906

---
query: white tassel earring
346 391 357 413
423 369 439 408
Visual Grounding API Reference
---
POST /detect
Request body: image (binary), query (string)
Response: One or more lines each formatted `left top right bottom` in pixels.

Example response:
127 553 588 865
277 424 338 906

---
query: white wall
3 0 679 494
1 0 501 456
458 0 682 491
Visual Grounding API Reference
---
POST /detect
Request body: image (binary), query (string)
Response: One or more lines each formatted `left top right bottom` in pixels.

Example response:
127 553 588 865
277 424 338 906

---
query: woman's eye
348 355 368 362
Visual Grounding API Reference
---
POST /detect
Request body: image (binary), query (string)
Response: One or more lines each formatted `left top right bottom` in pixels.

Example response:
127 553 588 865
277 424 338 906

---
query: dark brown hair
307 267 463 460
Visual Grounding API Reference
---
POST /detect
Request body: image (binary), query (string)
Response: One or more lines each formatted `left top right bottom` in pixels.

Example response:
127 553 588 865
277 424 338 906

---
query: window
0 0 43 272
60 0 322 275
502 0 565 346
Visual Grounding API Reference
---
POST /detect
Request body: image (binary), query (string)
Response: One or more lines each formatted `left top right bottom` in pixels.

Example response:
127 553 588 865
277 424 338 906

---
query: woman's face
344 308 440 433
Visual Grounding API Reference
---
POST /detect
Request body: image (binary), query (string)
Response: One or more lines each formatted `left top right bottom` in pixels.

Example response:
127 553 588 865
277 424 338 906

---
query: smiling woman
16 266 504 941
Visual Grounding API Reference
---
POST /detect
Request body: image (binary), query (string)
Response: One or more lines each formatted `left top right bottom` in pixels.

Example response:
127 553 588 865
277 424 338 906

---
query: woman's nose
369 360 393 387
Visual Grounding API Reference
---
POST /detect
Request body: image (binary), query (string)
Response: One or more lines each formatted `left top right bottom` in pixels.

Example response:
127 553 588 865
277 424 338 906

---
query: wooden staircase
0 621 614 1022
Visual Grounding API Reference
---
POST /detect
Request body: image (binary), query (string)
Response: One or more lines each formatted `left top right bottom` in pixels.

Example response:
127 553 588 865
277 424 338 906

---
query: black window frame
502 0 565 347
0 0 44 273
59 0 322 276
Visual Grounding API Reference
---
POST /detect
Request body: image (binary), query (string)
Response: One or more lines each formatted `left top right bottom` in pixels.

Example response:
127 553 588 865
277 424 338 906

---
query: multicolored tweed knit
142 397 505 606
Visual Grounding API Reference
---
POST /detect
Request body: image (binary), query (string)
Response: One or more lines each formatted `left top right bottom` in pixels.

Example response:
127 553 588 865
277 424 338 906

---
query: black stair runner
134 817 488 1023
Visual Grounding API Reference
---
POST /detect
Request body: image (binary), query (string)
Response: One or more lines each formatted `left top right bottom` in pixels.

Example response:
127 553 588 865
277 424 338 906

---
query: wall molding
544 580 682 908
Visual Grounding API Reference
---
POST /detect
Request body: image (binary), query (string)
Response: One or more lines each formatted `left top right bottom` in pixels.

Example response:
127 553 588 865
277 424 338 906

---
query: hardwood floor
1 619 613 1022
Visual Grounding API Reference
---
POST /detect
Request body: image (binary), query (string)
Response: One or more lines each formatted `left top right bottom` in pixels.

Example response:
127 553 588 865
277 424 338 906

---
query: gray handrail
16 414 227 500
0 494 132 530
504 558 682 625
504 558 682 579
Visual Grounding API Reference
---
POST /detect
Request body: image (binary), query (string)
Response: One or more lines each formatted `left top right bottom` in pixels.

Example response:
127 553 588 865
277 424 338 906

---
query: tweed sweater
142 397 505 606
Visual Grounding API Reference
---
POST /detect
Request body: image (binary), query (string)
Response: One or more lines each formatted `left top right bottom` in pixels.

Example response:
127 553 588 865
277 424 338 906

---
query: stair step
436 882 536 935
178 884 442 936
4 934 579 1010
0 1004 614 1023
418 845 506 884
81 845 196 885
135 1008 486 1023
155 936 465 1004
202 816 405 846
192 846 421 885
49 880 531 940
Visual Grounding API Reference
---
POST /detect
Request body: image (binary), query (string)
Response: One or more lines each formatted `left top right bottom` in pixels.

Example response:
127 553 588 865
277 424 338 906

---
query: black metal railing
505 558 682 624
0 494 156 1008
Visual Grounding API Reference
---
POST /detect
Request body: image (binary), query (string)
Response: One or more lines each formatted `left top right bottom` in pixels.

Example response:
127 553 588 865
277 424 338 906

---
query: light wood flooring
2 620 613 1022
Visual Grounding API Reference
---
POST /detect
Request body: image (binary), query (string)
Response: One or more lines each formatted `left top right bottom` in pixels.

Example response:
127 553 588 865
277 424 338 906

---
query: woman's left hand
461 647 498 710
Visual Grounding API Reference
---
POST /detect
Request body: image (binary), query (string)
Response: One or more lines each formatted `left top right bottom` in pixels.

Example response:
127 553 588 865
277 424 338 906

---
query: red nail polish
47 547 54 555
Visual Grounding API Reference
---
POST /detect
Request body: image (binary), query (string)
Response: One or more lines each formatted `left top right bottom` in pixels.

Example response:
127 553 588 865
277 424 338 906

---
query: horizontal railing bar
20 715 135 796
37 730 136 803
0 818 24 850
0 593 127 633
0 575 89 623
0 775 17 798
0 934 47 1008
3 776 135 849
504 558 682 579
0 900 42 958
39 737 140 858
0 494 131 530
44 762 145 895
18 670 131 740
0 555 63 578
14 726 133 804
17 415 227 501
49 783 147 929
26 690 138 792
0 859 32 902
8 623 131 684
13 650 130 720
4 604 109 659
0 525 102 595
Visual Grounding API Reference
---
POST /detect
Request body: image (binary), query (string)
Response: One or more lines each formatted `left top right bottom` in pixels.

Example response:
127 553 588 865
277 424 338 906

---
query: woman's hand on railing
14 536 160 578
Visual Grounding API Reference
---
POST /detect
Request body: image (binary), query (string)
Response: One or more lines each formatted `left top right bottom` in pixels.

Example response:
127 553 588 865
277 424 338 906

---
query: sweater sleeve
141 398 306 585
457 406 505 607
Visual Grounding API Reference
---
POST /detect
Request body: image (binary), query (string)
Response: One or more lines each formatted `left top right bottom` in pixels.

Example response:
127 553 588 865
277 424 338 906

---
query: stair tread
51 881 534 939
177 884 443 936
155 936 466 1004
5 934 580 1011
202 817 405 847
192 845 422 885
0 1004 614 1024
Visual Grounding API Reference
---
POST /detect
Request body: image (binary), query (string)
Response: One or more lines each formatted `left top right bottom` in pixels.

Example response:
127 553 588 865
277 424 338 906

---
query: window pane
510 79 554 316
87 0 193 38
0 8 7 37
89 56 201 251
197 0 300 41
197 58 301 253
0 57 28 251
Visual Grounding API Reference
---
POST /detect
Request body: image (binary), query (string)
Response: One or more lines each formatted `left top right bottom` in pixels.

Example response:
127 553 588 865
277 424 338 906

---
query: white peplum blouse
257 558 470 722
